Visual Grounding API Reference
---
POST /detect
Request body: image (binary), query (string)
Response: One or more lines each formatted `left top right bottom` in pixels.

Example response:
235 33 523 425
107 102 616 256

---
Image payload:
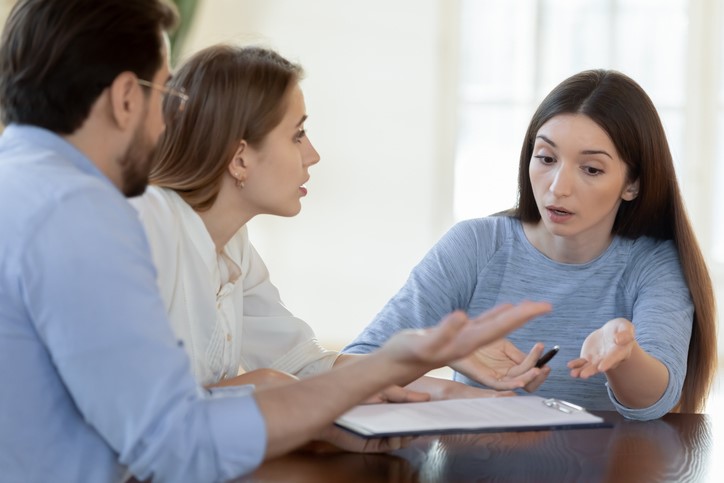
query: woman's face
241 84 320 217
528 113 637 248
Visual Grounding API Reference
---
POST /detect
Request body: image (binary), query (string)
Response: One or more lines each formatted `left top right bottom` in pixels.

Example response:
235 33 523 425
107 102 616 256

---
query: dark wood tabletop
240 410 719 482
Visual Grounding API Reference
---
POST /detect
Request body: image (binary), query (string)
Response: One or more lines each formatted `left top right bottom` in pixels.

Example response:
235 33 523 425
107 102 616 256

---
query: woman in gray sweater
344 69 717 420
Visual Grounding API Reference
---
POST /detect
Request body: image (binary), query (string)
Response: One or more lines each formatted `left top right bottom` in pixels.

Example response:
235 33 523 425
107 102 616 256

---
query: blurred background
1 1 721 358
177 0 724 357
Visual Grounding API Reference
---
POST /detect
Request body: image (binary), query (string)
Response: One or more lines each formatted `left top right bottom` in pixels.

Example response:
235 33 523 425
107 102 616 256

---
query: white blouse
130 186 338 386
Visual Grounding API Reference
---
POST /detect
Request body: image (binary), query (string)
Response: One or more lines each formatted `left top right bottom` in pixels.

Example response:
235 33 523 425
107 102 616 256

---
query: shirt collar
1 123 113 187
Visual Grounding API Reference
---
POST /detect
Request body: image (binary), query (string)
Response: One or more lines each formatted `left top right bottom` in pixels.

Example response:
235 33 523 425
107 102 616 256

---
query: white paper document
335 395 608 437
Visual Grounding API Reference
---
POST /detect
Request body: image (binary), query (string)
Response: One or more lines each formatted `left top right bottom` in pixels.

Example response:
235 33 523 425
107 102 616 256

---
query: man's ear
622 178 640 201
107 72 140 130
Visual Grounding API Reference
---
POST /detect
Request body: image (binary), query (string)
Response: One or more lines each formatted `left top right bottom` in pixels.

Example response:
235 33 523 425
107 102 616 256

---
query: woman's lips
546 206 573 222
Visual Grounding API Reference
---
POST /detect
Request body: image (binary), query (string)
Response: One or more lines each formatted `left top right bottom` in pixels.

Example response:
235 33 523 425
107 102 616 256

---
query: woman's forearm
605 343 669 408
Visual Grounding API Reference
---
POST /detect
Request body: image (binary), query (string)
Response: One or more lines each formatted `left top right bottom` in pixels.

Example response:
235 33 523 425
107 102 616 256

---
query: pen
535 345 559 368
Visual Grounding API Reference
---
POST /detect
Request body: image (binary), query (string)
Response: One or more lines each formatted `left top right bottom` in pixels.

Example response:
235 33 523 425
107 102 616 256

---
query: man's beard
120 119 157 198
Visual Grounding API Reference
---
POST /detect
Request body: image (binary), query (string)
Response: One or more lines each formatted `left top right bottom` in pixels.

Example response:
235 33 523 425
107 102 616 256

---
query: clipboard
335 395 610 438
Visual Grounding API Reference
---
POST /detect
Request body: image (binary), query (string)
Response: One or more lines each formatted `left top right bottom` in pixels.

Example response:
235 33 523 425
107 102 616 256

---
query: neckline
510 217 621 270
153 187 245 276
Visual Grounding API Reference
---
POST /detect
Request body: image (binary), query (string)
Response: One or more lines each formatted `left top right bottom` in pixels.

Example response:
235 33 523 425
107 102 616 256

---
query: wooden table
241 411 720 482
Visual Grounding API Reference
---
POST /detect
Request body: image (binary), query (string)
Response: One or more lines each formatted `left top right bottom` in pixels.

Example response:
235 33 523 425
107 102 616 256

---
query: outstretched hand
379 301 552 377
450 338 550 392
567 317 636 379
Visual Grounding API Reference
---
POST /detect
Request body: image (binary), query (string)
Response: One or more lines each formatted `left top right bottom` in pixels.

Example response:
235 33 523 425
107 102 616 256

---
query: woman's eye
534 155 555 164
294 128 306 143
582 166 603 176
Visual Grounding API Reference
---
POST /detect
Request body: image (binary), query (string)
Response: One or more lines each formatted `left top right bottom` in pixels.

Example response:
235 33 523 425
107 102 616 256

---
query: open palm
568 317 635 379
380 302 552 376
450 339 549 391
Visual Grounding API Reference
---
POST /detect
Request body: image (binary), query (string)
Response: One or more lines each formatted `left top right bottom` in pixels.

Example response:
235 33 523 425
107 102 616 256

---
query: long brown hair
513 69 717 413
150 44 303 210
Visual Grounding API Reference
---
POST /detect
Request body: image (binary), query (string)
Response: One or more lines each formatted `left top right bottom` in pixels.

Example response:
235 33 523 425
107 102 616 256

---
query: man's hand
379 302 552 379
254 301 551 461
450 339 550 392
567 317 636 379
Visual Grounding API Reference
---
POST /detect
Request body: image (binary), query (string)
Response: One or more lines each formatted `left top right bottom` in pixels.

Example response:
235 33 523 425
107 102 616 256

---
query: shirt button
226 334 232 342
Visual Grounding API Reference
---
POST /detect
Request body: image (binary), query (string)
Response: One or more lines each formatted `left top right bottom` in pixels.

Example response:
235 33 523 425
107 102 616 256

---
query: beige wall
182 0 459 347
0 0 459 348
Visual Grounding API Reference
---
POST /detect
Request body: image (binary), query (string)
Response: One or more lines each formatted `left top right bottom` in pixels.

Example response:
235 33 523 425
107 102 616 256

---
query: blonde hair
150 44 303 210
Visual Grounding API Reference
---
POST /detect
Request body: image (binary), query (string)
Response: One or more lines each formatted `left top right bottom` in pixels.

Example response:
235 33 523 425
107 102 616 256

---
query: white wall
182 0 459 348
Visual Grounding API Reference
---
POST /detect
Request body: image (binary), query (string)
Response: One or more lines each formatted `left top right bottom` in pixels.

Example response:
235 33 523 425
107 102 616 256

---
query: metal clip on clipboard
542 398 585 414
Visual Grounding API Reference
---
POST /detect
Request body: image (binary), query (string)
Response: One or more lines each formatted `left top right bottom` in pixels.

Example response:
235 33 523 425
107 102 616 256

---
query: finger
474 303 514 318
503 367 541 387
384 436 404 451
567 358 588 369
597 350 626 373
492 390 517 397
451 357 526 390
578 363 602 379
466 360 528 389
487 378 527 391
464 302 552 353
510 342 545 373
405 311 471 362
425 310 470 351
614 330 635 346
494 340 535 367
523 366 550 392
569 367 584 379
384 385 431 403
568 360 591 378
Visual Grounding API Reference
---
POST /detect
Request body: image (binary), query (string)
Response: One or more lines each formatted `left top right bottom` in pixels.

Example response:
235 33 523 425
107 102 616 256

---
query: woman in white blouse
131 44 541 396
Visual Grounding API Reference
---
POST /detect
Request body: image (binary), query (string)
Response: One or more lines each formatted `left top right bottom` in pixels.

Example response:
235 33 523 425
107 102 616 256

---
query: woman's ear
622 179 640 201
228 141 248 188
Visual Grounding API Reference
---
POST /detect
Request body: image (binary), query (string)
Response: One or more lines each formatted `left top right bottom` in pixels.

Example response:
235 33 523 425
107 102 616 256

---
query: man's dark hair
0 0 178 134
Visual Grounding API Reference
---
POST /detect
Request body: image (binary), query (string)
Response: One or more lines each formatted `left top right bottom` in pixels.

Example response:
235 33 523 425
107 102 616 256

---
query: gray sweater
343 216 693 420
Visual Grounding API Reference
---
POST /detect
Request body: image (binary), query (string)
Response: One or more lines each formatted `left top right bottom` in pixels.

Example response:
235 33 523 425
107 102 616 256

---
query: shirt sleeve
342 220 484 354
609 240 693 420
239 236 338 378
22 189 267 481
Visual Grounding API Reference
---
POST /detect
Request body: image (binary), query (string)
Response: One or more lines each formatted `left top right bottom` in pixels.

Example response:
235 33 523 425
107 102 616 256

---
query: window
455 0 688 220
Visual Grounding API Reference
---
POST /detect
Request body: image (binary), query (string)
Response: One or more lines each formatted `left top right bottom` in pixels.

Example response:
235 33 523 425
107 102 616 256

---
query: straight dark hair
0 0 178 134
150 45 303 211
512 69 717 413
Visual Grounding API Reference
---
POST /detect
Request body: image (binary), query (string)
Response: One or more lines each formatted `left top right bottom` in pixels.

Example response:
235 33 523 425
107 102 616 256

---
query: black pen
535 345 559 368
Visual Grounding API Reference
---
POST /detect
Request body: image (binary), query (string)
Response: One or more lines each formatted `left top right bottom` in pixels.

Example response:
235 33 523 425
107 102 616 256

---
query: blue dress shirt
0 125 267 482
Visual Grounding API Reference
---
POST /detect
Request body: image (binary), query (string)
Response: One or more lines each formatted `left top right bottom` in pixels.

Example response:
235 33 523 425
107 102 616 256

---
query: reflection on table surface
241 411 719 482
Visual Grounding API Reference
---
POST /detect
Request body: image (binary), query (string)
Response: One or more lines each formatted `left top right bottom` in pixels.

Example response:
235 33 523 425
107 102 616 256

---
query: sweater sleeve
343 219 491 354
609 239 693 420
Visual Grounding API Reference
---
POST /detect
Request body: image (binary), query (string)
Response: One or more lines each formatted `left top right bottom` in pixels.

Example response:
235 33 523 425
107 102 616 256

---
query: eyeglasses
137 79 188 112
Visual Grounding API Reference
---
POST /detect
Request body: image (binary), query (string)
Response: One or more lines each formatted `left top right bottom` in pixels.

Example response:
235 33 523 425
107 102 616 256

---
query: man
0 1 551 481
